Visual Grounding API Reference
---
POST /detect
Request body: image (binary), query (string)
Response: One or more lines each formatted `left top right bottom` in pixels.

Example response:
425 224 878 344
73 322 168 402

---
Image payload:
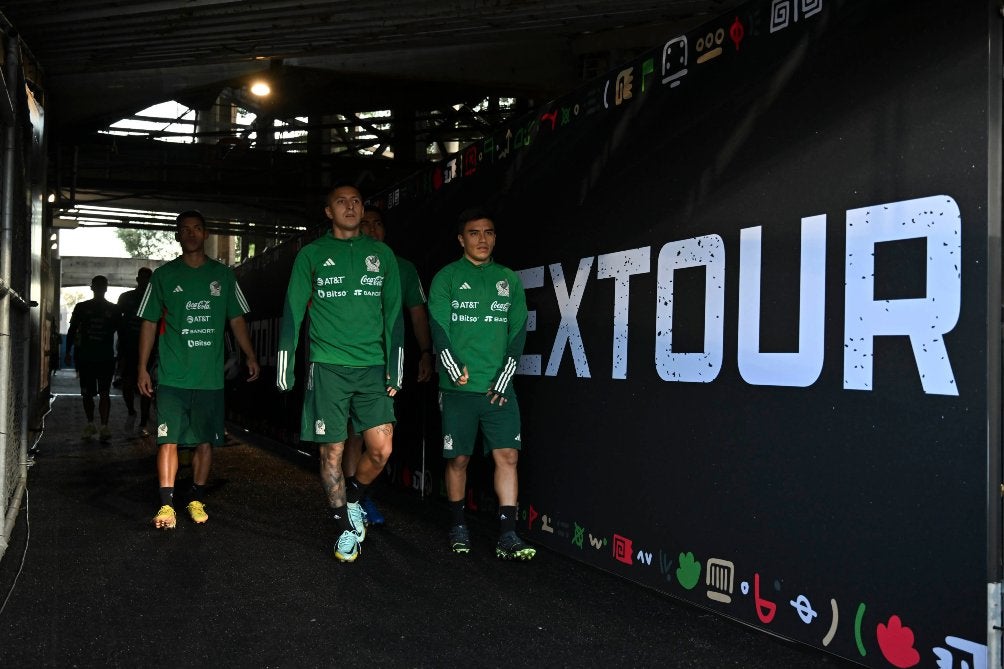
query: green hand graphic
676 551 701 590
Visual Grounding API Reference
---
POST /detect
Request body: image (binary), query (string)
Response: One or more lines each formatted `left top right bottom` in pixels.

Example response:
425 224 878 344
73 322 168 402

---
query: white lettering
737 215 826 387
843 195 960 395
546 257 593 378
655 235 725 383
185 300 211 310
597 247 651 380
360 275 384 286
518 266 545 375
511 195 959 396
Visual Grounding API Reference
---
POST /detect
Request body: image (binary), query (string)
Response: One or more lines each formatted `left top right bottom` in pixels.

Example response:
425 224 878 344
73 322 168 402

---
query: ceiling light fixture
250 81 271 97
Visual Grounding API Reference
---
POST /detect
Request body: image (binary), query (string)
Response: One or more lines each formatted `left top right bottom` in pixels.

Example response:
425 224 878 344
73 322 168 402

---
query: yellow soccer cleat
186 500 208 524
153 505 176 529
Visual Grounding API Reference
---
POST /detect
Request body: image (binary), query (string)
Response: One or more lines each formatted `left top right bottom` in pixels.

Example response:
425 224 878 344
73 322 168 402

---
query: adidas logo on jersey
459 282 472 290
173 285 184 293
323 258 336 266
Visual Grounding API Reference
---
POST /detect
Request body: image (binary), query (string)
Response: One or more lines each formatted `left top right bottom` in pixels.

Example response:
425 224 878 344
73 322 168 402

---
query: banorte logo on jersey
209 281 221 297
496 280 509 297
365 255 381 272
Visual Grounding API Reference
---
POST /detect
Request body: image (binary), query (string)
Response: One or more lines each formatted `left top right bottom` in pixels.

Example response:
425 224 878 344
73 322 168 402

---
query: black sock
159 487 174 507
499 506 517 534
191 484 206 501
332 505 352 534
449 499 466 527
346 477 368 504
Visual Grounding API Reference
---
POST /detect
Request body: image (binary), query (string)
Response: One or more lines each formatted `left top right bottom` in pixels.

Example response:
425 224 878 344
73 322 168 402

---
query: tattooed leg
319 442 346 507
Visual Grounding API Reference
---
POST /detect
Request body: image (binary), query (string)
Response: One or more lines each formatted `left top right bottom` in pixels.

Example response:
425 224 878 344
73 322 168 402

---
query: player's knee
493 448 518 468
448 455 471 471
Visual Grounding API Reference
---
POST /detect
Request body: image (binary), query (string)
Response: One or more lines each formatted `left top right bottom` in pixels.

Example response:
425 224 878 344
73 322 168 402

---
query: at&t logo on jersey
209 281 221 297
365 255 381 272
496 280 509 297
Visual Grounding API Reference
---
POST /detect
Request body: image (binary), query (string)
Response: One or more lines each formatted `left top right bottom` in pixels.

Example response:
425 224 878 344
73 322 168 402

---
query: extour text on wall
516 195 961 396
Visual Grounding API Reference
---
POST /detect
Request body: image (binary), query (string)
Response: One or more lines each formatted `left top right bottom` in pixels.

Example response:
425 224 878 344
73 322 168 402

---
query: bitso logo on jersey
365 255 380 272
496 280 509 297
209 280 221 297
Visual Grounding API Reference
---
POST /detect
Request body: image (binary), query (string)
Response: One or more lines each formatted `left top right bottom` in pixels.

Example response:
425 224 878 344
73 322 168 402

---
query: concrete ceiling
2 0 745 237
2 0 741 136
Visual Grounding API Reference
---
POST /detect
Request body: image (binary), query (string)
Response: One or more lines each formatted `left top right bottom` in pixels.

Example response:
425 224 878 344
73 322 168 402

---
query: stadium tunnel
0 2 1002 668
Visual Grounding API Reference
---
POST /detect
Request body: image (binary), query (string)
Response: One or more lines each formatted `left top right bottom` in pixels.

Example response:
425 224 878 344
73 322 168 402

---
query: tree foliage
116 229 177 259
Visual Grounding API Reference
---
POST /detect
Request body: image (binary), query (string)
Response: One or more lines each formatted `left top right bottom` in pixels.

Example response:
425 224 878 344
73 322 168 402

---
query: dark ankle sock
191 484 206 501
159 487 174 507
499 505 517 534
346 477 368 504
332 505 352 534
449 499 466 527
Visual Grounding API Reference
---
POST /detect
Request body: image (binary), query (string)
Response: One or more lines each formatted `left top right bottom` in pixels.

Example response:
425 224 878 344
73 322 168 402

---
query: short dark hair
176 210 205 228
91 275 108 288
456 207 493 234
327 181 362 205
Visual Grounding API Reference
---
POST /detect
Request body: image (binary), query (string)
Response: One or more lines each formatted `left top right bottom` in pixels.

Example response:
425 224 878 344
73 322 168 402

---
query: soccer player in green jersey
65 274 121 442
428 208 536 560
342 204 434 525
277 184 404 562
137 211 260 530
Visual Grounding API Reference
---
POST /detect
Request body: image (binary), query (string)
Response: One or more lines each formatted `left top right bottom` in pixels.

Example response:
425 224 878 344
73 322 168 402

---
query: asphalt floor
0 369 856 668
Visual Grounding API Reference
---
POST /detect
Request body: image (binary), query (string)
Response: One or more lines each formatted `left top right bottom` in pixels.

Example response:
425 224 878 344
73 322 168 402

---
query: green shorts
439 390 522 458
301 363 395 444
156 385 225 447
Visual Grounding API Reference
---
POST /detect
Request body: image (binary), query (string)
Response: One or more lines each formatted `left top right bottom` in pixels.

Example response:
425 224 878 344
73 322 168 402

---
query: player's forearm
137 321 157 369
229 315 258 361
409 305 432 352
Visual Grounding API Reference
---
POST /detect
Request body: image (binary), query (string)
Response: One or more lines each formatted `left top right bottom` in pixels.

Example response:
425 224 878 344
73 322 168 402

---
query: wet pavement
0 369 855 667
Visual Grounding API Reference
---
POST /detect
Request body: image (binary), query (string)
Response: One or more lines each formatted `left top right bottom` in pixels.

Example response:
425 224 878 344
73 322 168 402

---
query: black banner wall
377 1 999 666
232 1 1000 666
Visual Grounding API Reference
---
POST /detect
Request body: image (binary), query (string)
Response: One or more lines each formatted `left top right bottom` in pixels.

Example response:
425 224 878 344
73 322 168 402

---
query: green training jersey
138 257 250 390
277 231 404 391
397 255 426 309
428 256 527 397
